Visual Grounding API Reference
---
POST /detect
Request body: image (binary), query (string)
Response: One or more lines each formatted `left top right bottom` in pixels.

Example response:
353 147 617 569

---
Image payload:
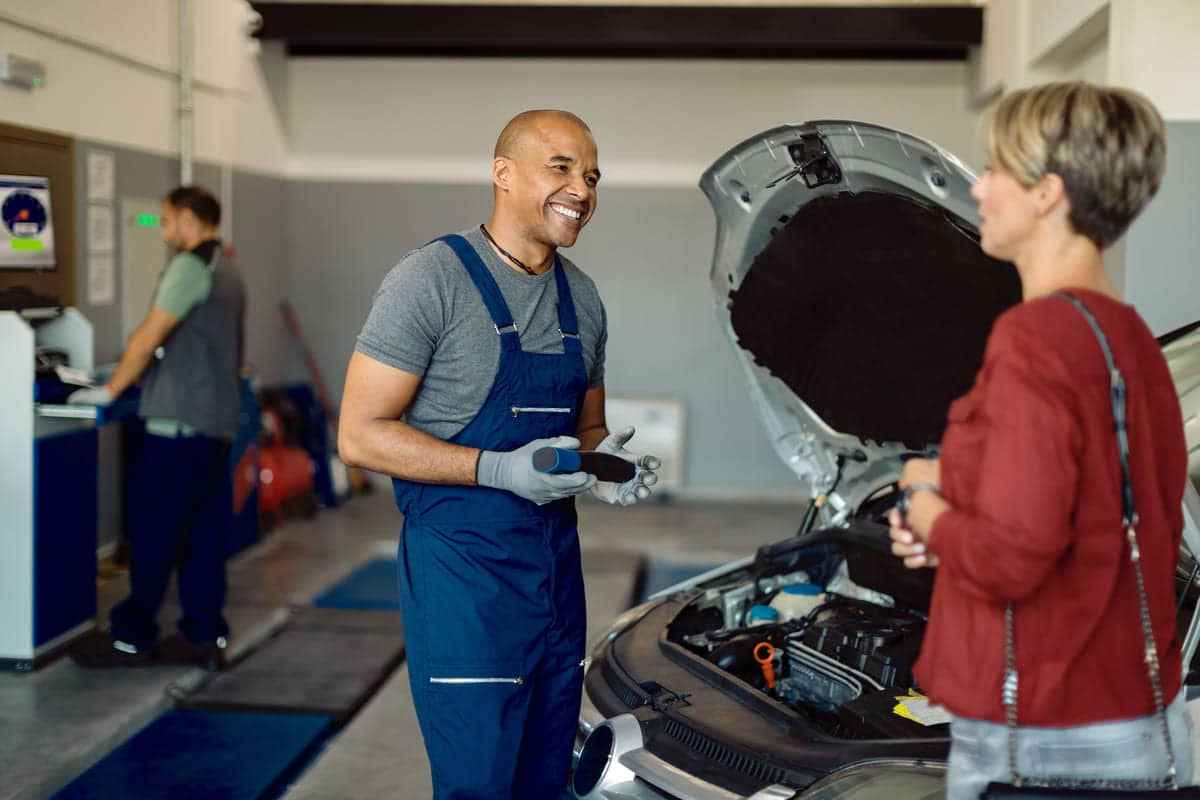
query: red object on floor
257 408 315 524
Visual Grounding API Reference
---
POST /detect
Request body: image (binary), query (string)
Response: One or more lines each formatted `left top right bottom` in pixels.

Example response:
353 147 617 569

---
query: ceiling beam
252 3 983 59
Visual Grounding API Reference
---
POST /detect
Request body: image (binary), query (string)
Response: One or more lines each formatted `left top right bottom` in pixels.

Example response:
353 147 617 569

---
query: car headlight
588 599 661 654
799 760 945 799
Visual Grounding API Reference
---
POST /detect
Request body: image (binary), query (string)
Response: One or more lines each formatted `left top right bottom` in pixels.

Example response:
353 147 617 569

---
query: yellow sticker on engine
893 690 952 726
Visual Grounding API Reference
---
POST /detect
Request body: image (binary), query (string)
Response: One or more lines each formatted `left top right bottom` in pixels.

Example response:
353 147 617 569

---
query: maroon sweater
916 289 1187 726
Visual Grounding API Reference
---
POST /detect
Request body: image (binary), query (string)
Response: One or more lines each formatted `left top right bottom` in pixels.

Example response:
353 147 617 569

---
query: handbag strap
1002 291 1177 791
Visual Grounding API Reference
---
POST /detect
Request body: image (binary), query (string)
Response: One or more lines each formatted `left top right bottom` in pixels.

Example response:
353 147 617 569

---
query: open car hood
700 120 1021 519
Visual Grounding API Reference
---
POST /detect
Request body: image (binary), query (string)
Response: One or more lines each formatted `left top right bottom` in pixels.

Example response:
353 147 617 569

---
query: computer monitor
1 175 55 269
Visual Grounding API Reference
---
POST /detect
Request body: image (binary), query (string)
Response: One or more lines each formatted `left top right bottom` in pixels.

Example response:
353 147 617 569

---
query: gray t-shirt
356 226 607 441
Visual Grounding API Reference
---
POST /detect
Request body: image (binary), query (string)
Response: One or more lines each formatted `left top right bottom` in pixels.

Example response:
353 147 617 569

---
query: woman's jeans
947 690 1195 799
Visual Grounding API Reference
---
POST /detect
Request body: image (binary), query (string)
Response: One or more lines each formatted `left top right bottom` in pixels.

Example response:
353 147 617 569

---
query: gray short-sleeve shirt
356 227 607 441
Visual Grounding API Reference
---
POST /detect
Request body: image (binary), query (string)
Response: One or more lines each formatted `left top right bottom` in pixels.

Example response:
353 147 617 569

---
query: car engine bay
667 523 946 740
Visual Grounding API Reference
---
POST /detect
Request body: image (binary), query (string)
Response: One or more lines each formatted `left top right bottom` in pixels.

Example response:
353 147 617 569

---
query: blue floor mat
637 558 725 603
179 607 404 722
53 709 332 800
313 556 399 610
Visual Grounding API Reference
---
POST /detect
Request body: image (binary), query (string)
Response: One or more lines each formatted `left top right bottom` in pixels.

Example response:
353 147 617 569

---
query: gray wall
572 188 799 494
1124 121 1200 337
232 170 290 385
283 180 446 400
286 181 800 496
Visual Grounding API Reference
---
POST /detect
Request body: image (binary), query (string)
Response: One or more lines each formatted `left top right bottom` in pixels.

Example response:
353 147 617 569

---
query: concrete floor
1 490 807 800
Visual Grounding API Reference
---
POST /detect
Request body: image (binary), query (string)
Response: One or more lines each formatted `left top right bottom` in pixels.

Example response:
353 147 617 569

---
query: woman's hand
889 457 948 569
889 507 939 569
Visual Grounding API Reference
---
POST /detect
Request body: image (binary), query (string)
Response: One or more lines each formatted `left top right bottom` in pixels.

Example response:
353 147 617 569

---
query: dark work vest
138 244 246 441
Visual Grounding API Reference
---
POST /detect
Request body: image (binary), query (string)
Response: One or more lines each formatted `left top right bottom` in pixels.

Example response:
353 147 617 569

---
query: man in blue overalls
340 110 660 798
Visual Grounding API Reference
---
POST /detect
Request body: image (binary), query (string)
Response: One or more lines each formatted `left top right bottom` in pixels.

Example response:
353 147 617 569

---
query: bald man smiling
338 110 660 798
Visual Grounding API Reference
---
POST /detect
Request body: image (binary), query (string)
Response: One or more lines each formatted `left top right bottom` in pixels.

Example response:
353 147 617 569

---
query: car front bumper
573 691 799 800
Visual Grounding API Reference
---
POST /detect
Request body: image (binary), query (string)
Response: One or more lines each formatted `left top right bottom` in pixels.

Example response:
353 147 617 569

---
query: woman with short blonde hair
890 82 1191 799
985 81 1166 248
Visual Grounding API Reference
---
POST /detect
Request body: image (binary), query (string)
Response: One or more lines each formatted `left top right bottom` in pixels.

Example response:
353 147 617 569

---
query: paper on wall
87 204 114 252
88 253 115 306
87 150 115 203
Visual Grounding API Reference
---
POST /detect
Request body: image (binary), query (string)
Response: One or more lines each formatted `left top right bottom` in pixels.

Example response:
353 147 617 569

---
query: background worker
69 185 246 671
339 109 660 798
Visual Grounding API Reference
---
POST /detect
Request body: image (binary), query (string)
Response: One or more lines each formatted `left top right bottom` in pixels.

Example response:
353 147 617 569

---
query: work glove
66 386 116 407
477 436 597 506
589 426 661 506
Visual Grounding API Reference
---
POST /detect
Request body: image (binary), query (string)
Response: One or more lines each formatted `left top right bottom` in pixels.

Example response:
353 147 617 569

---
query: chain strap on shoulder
1001 292 1177 791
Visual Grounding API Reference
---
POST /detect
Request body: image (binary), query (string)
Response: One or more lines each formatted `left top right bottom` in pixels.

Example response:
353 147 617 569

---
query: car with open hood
571 120 1200 800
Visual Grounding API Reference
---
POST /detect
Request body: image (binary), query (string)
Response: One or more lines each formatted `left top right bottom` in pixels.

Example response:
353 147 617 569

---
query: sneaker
156 634 228 671
69 631 155 668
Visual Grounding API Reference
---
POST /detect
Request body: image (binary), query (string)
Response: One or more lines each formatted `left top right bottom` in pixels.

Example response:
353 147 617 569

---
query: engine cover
793 599 924 688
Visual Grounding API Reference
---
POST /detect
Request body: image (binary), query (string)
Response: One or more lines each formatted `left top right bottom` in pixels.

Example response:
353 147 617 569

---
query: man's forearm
340 418 481 485
105 334 158 395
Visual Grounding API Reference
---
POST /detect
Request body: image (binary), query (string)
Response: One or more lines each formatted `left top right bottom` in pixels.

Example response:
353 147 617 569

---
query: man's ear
492 157 512 193
177 207 200 234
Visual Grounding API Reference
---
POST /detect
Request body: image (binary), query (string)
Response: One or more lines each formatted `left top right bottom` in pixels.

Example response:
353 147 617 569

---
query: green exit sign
136 214 159 228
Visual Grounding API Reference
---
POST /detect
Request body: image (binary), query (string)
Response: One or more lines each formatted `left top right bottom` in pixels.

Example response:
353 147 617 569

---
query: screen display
0 175 55 269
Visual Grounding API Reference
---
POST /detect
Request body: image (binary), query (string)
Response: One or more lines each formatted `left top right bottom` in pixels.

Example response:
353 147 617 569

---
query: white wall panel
1109 0 1200 120
0 1 175 75
233 41 291 176
0 17 178 156
980 0 1200 120
0 1 286 172
979 0 1025 96
1025 0 1107 65
0 0 251 91
287 57 983 184
192 0 252 91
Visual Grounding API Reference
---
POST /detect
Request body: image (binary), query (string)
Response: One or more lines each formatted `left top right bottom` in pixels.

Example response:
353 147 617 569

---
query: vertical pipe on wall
179 0 194 185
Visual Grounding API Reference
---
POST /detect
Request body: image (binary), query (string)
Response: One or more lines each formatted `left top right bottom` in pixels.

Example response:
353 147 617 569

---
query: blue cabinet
33 429 99 649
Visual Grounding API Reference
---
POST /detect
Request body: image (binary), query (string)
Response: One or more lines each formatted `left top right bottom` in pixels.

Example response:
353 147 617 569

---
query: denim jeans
947 690 1195 800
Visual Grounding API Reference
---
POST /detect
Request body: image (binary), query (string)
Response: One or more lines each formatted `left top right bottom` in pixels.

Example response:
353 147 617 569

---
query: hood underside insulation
729 190 1021 448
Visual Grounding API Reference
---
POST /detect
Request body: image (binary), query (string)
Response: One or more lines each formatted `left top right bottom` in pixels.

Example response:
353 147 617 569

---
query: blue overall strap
437 234 521 352
551 256 583 356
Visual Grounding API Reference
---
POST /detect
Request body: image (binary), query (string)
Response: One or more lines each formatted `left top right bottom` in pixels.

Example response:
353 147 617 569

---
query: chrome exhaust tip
571 714 644 798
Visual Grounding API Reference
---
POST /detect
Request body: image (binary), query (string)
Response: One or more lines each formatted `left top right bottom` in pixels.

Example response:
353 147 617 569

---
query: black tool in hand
532 447 636 483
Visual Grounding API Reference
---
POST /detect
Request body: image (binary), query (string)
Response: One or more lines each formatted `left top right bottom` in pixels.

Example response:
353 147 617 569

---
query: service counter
0 308 136 670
